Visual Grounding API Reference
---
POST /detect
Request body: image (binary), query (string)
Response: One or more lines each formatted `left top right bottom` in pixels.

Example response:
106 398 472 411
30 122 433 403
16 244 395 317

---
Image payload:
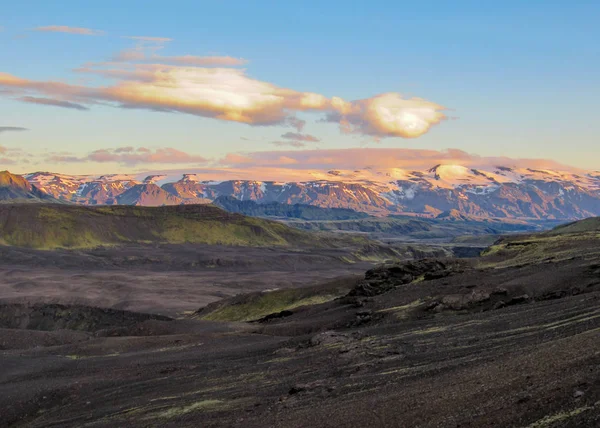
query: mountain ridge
23 164 600 220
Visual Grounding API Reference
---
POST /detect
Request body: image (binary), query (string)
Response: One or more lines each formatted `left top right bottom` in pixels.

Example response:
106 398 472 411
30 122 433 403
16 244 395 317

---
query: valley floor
0 244 374 316
0 227 599 427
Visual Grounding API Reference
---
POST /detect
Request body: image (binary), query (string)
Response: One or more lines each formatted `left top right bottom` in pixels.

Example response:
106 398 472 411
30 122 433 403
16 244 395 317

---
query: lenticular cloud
0 61 447 138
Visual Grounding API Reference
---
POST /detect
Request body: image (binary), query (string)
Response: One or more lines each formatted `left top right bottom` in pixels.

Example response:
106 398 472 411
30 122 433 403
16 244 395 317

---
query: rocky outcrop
0 303 171 332
350 259 467 297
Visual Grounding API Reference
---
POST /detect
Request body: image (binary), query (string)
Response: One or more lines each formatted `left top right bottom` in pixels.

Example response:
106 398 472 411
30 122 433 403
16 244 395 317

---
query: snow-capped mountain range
25 164 600 220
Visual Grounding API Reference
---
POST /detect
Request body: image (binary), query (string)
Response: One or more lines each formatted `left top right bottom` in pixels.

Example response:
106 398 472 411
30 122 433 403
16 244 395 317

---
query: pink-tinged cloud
47 155 82 163
220 153 254 165
49 147 207 166
216 148 580 174
0 145 22 165
34 26 104 36
113 49 147 62
112 49 248 67
0 157 16 165
127 148 591 185
154 55 248 66
18 96 89 110
280 132 320 142
0 61 447 138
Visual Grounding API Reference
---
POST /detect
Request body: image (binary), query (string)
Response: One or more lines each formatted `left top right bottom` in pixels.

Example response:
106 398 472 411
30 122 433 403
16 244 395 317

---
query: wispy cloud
0 39 447 139
124 36 173 43
47 154 81 163
157 55 247 66
0 126 28 133
34 26 104 36
127 148 580 184
18 96 89 111
271 141 306 148
48 147 207 166
217 148 576 173
280 132 320 142
0 144 26 165
112 49 247 66
286 117 306 132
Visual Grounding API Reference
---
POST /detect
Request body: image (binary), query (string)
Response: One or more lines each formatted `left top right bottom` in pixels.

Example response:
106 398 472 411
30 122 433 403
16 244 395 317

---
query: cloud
286 117 306 131
121 148 587 185
0 126 28 133
111 49 247 67
124 36 173 43
113 49 146 62
0 157 16 165
47 154 82 163
325 93 446 138
0 52 447 138
215 148 578 175
48 147 207 166
111 38 247 71
280 132 320 142
0 144 23 165
159 55 247 66
271 141 306 148
34 26 104 36
114 146 135 153
18 96 89 110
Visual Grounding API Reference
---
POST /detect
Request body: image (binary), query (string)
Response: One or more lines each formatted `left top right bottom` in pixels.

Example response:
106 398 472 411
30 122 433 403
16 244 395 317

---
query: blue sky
1 0 599 174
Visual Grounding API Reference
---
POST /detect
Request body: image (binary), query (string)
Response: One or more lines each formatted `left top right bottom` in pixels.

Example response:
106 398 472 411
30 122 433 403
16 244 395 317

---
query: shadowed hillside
0 204 355 249
213 196 370 220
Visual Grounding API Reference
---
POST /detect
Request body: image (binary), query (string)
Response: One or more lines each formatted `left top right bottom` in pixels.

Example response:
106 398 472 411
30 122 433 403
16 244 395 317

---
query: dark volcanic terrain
0 216 598 427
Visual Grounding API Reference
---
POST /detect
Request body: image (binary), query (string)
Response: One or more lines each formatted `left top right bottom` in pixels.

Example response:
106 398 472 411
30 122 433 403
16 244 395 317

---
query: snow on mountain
25 172 93 200
27 172 140 204
24 165 600 219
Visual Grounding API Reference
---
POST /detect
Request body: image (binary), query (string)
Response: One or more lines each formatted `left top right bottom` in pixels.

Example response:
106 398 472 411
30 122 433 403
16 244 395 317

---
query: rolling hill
0 204 344 249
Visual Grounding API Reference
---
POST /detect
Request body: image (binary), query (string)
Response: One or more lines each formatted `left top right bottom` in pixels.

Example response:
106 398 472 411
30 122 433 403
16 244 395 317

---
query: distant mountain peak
116 183 183 206
0 170 32 190
0 171 61 203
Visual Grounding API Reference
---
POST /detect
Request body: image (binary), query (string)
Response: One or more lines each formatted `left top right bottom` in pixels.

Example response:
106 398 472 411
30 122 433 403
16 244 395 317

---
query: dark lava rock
350 259 467 297
289 380 330 396
0 303 172 332
256 310 294 323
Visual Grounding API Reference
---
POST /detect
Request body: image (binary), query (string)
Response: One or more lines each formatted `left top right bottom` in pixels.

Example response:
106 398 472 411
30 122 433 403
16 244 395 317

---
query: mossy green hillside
480 222 600 269
0 204 337 249
196 277 357 322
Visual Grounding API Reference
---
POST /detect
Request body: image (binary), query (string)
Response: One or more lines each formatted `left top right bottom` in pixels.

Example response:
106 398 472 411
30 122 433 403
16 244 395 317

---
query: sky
0 0 599 176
